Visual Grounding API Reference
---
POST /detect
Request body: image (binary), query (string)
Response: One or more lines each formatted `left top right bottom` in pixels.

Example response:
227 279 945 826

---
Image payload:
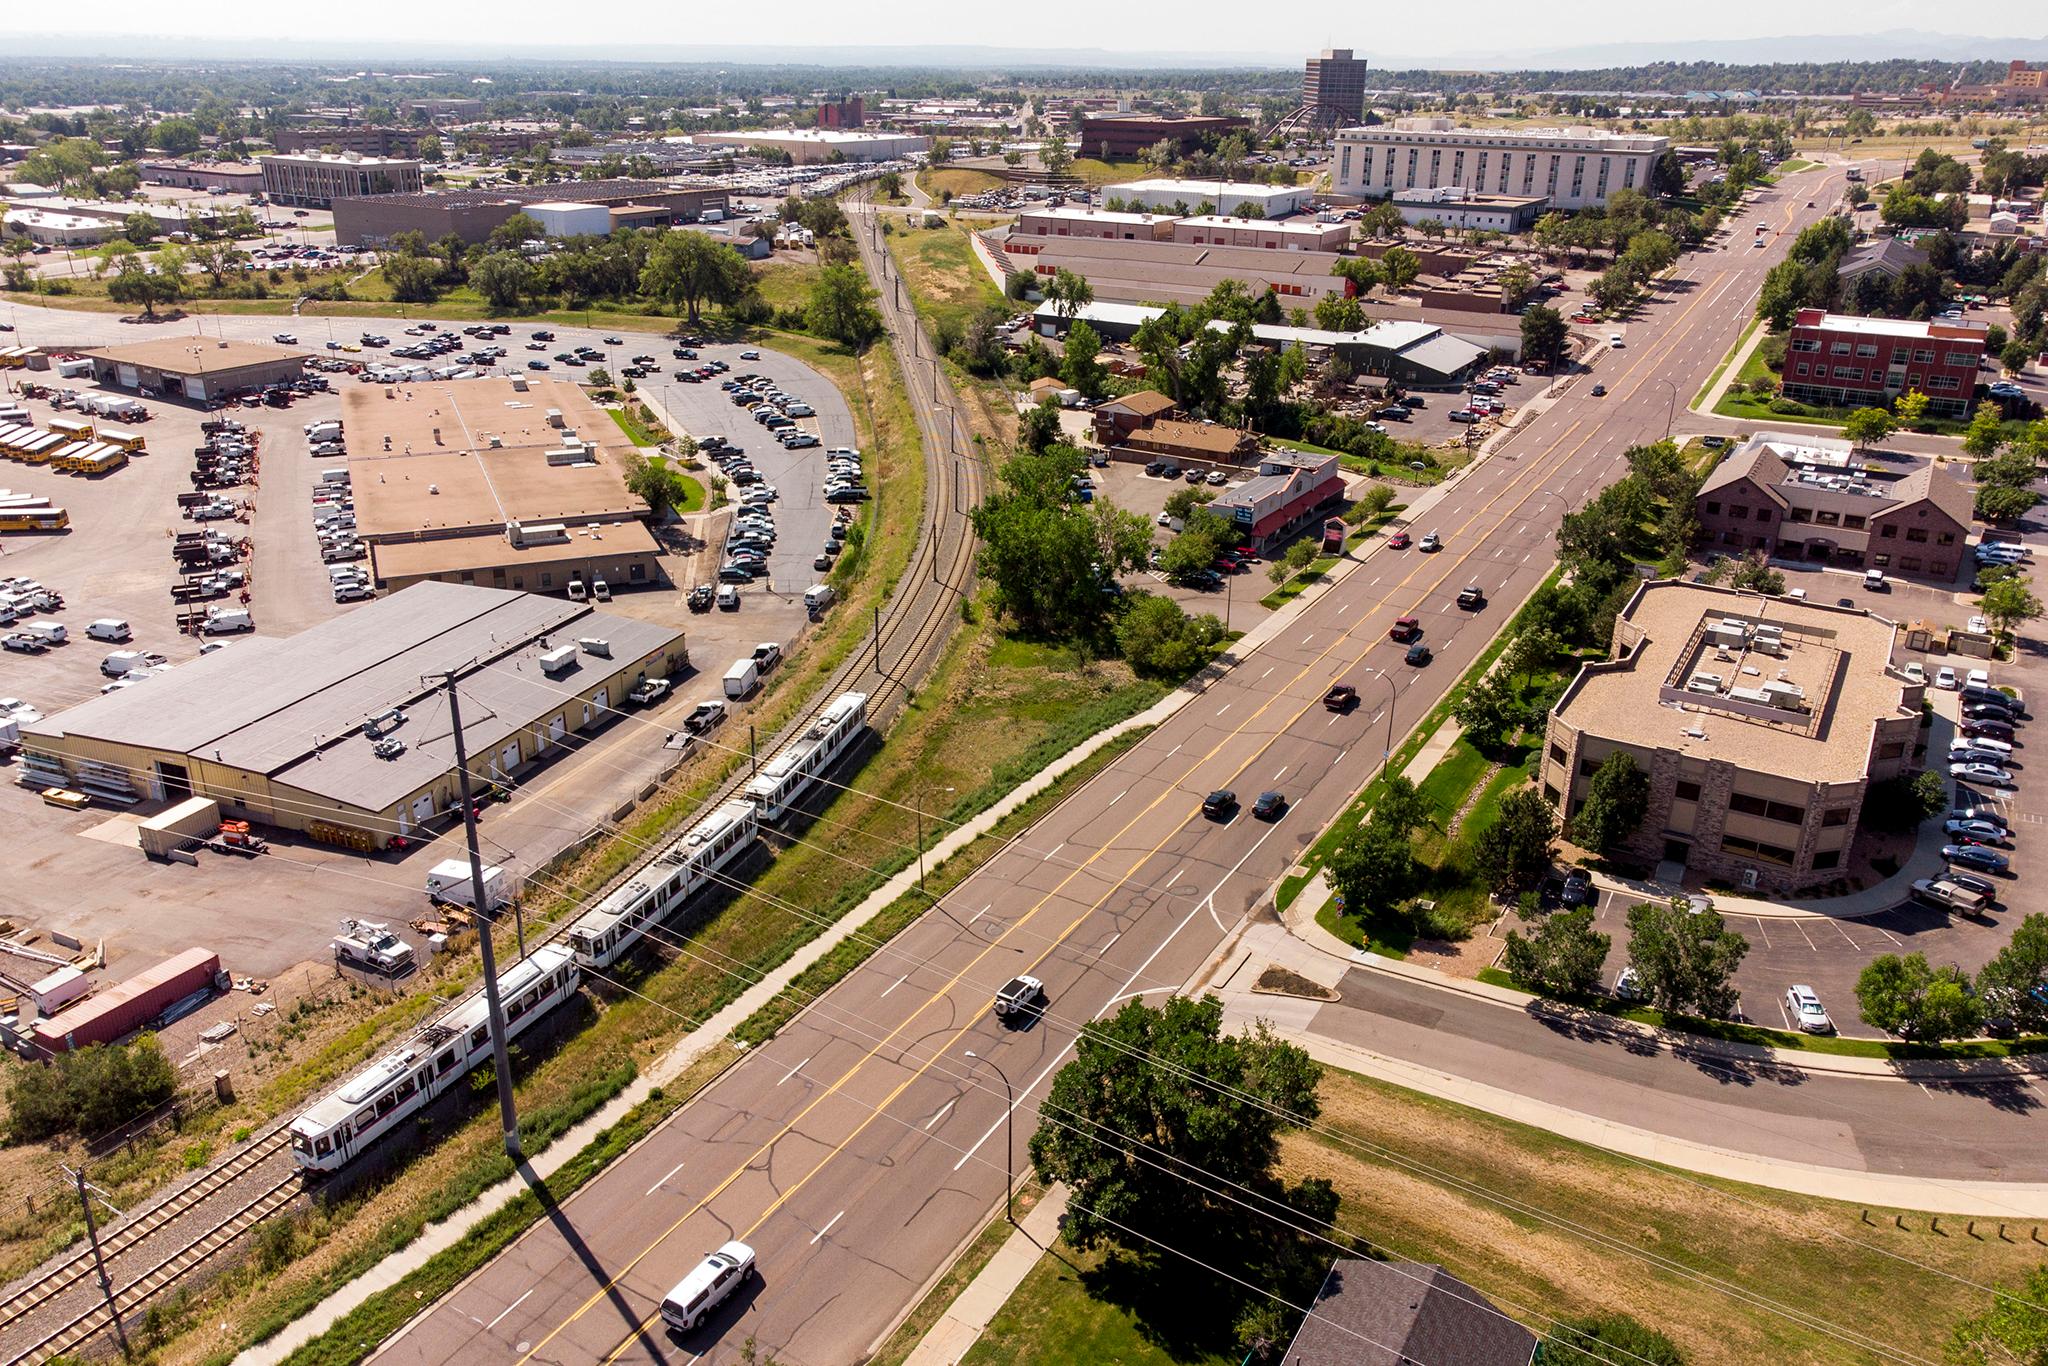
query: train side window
395 1078 417 1103
315 1136 331 1156
438 1049 458 1074
356 1109 375 1129
470 1025 488 1049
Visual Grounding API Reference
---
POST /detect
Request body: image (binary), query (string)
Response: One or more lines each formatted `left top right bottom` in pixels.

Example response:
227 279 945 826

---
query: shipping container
31 948 222 1054
139 796 222 858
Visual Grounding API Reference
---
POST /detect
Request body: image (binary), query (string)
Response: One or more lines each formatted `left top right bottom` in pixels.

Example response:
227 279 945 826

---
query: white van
658 1241 755 1334
723 657 760 699
804 584 835 618
87 618 131 642
25 621 65 645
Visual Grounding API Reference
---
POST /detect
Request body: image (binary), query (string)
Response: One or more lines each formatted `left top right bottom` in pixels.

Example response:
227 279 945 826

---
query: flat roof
344 378 646 539
1109 178 1306 201
25 583 681 813
76 337 306 377
1795 311 1989 340
1174 214 1343 232
1557 581 1909 783
372 517 659 579
1019 207 1168 226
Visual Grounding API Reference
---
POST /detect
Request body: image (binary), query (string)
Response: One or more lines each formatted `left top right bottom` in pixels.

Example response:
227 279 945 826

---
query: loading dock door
549 715 566 744
497 741 520 777
412 793 434 824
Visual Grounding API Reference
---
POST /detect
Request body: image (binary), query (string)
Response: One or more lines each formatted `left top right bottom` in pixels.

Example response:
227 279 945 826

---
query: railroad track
0 1129 293 1344
0 202 983 1364
2 1171 301 1366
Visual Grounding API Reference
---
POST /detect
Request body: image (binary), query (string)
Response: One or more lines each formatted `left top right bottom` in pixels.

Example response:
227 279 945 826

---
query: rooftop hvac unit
538 645 578 674
546 408 564 427
578 637 611 657
363 706 404 737
372 737 406 759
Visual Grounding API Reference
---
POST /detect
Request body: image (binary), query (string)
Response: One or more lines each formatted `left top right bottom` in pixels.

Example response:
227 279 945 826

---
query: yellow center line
535 242 1743 1362
584 412 1612 1362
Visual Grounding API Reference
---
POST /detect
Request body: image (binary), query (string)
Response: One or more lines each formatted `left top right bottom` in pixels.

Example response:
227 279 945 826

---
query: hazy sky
22 0 2047 60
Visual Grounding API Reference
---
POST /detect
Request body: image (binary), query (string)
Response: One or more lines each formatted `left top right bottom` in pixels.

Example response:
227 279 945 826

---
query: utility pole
70 1166 129 1358
428 669 522 1161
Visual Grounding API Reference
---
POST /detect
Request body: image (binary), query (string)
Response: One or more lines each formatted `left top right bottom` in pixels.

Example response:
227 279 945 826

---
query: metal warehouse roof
26 583 683 812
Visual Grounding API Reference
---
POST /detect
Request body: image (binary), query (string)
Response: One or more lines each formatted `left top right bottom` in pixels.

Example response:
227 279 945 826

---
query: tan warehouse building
1542 582 1921 894
75 338 306 404
345 377 664 595
21 584 686 850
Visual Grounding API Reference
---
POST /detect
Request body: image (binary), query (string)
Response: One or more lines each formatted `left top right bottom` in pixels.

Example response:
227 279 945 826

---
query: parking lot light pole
963 1051 1017 1225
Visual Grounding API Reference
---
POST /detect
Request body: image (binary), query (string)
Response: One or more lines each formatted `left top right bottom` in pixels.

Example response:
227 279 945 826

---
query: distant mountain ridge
4 28 2046 71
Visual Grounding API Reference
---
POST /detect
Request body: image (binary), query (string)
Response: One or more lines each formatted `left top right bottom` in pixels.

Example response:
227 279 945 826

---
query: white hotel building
1332 118 1669 211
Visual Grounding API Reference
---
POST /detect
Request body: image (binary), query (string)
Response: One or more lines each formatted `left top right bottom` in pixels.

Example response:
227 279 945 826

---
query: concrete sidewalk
233 693 1191 1366
900 1186 1069 1366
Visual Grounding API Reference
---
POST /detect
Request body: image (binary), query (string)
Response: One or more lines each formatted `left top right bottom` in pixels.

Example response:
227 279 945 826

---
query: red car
1233 545 1260 563
1388 616 1421 642
1387 530 1411 549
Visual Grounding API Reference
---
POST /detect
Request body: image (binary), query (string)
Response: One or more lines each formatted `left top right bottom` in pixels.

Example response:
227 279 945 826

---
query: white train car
744 691 868 824
289 945 580 1173
569 800 759 969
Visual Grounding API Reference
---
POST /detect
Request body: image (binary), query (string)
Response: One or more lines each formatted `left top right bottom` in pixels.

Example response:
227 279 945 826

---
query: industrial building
1106 178 1313 218
140 160 266 193
1080 114 1249 159
1015 236 1355 308
685 129 927 163
1302 50 1370 128
344 377 661 594
1168 215 1354 252
2 209 115 246
1390 186 1549 233
1696 432 1972 580
1333 119 1669 211
74 338 306 404
1779 307 1989 419
1037 300 1488 386
258 152 423 208
20 583 687 850
330 178 728 247
273 125 549 157
1542 582 1920 894
1010 206 1175 244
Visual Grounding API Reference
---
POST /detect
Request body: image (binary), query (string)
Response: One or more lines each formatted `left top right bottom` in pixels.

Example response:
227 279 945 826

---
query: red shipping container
31 948 221 1055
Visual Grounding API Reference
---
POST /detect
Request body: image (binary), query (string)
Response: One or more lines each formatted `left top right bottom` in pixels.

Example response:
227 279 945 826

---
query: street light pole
963 1051 1017 1225
426 668 523 1161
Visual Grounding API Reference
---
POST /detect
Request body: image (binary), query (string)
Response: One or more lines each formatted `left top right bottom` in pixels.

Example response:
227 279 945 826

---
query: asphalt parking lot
0 331 853 984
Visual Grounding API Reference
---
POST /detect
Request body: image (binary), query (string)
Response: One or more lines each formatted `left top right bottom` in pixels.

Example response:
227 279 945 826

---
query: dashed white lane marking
811 1210 845 1245
779 1055 812 1086
485 1288 533 1332
645 1160 686 1197
880 973 907 998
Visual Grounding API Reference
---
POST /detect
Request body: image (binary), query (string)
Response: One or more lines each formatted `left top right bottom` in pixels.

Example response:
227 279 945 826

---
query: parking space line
1747 916 1771 949
1793 920 1818 951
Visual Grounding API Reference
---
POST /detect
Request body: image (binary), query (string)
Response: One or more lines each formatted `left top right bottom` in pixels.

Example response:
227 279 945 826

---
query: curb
1347 948 2048 1082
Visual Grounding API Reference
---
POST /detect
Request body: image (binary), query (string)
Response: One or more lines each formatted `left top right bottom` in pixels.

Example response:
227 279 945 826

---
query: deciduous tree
805 263 884 347
1570 752 1649 854
1856 953 1982 1044
1625 899 1748 1019
1473 786 1557 898
1502 906 1610 998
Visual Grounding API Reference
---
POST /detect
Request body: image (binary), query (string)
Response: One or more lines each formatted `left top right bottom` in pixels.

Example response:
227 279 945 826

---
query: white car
1785 985 1834 1034
1608 333 1625 347
273 332 297 344
1951 761 2015 787
658 1241 756 1333
1936 666 1960 690
1967 669 1991 691
1952 735 2014 757
1901 662 1925 685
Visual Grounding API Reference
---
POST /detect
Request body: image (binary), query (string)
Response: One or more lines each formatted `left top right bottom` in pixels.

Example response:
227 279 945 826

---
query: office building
1079 113 1250 159
1542 582 1921 894
258 152 423 209
2 209 115 246
1010 206 1175 246
1696 432 1972 580
20 584 686 849
1333 119 1669 210
330 178 727 247
1107 178 1312 218
1780 307 1989 419
1040 300 1486 386
401 97 485 122
1303 49 1370 128
1390 186 1548 232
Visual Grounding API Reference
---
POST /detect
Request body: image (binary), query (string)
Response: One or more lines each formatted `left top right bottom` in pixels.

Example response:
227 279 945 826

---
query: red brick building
1780 308 1988 419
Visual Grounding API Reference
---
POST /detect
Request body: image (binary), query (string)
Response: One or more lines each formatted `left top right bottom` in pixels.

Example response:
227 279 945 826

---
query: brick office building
1303 49 1370 127
1079 113 1249 159
1695 432 1972 581
1780 308 1989 418
258 152 422 208
1542 582 1922 894
330 178 728 247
